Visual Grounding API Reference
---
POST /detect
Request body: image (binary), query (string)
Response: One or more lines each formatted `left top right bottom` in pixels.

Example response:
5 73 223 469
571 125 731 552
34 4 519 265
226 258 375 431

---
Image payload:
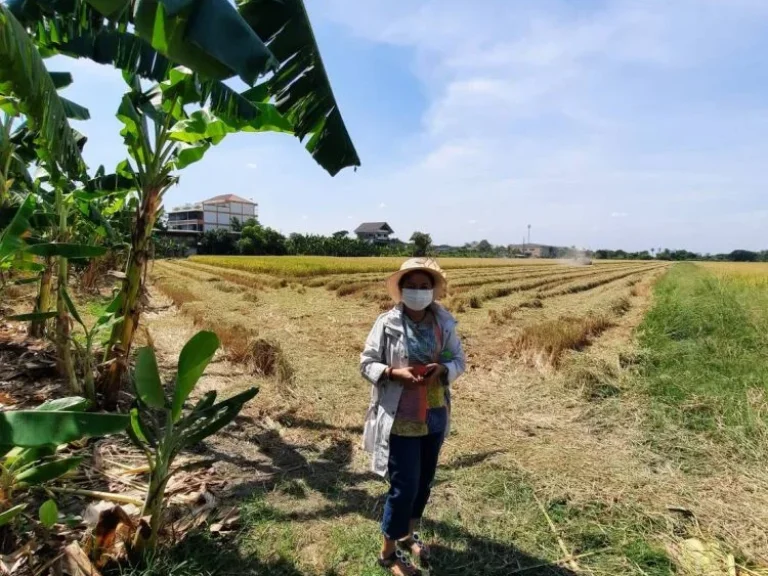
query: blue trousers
381 433 444 540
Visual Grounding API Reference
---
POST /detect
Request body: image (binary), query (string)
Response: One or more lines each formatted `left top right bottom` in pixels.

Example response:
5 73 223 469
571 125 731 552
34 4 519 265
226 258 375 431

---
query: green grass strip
638 263 768 455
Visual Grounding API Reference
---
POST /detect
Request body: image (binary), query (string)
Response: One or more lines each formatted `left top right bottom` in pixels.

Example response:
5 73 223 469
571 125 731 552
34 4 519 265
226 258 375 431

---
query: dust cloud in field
557 250 593 267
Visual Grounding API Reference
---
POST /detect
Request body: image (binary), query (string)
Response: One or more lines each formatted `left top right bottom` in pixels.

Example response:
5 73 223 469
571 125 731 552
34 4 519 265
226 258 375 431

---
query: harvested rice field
141 258 768 575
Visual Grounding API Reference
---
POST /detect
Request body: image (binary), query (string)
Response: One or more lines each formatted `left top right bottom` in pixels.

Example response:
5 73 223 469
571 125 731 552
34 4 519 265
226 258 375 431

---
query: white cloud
378 202 387 209
611 212 629 218
246 163 258 169
468 219 477 225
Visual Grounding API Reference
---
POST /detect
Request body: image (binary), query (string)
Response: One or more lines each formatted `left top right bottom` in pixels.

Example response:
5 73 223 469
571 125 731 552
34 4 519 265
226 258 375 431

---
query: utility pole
527 224 531 246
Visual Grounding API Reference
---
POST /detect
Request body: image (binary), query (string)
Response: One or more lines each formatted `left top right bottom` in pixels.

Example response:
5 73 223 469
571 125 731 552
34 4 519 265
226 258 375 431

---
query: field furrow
449 264 650 310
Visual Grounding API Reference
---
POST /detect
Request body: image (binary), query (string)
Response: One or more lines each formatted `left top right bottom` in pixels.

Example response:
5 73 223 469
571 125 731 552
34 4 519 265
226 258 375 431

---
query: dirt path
144 261 767 574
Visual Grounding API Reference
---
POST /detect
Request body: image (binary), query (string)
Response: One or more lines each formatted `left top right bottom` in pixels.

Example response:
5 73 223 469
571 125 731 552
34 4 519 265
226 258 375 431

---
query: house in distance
354 222 395 244
167 194 258 233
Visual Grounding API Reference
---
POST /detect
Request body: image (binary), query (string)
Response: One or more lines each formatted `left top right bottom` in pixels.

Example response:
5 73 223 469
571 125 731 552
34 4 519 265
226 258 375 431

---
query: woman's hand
423 363 447 385
390 367 424 386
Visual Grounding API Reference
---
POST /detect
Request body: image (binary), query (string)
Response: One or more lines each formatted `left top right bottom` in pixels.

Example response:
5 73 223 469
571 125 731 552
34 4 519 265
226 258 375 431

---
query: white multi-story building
167 194 258 233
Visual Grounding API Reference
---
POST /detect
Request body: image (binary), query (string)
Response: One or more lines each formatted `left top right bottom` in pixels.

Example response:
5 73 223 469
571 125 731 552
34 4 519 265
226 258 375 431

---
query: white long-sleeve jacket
359 302 466 476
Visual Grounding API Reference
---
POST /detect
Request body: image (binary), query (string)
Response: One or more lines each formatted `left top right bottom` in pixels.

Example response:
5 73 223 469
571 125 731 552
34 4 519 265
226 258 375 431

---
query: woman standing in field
360 258 466 576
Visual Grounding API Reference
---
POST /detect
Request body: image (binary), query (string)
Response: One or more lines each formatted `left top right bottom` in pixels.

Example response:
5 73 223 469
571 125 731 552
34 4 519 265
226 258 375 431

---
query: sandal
398 532 431 570
378 549 422 576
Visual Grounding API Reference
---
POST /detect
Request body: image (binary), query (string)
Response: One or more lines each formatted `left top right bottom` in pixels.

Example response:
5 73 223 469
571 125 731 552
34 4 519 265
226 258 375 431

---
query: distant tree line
194 220 767 262
197 226 573 259
593 248 768 262
197 218 416 257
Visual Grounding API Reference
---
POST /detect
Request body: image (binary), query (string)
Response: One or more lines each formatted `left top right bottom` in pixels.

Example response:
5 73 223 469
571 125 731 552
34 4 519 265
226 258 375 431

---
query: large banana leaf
0 193 34 263
134 346 165 409
128 0 278 84
172 330 219 422
26 242 107 258
8 1 272 124
180 386 258 448
8 0 359 175
46 72 91 120
54 29 278 126
8 0 277 85
15 455 83 485
0 4 85 175
237 0 360 176
0 410 129 447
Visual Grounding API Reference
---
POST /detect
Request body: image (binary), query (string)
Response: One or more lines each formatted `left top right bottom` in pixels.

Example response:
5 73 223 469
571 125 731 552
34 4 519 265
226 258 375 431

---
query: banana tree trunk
56 256 80 393
29 256 53 338
134 460 168 552
102 188 160 407
83 338 96 404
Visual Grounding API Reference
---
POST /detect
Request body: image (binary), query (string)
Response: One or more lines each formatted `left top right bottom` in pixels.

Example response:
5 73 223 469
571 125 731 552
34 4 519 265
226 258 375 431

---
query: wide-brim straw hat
386 257 447 302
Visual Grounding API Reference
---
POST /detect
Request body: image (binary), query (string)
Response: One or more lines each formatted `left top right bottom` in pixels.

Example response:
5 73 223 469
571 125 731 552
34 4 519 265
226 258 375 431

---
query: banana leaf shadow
103 531 307 576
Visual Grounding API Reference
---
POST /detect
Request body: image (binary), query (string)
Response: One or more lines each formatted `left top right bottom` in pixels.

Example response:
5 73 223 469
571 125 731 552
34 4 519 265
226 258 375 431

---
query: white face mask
401 288 434 311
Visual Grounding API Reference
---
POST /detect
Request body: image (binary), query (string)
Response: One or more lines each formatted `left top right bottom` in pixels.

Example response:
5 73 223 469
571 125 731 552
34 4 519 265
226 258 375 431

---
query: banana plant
20 171 107 394
0 60 91 336
0 396 129 525
127 330 258 551
62 291 123 402
6 176 124 401
6 80 91 338
98 69 290 407
8 185 121 401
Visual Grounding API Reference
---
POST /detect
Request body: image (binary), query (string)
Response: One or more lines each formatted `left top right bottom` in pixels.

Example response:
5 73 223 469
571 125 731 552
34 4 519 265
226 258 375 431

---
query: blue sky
53 0 768 253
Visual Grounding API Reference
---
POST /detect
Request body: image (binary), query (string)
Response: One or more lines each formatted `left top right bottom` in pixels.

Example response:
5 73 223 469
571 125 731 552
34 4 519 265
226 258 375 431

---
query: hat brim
386 267 447 303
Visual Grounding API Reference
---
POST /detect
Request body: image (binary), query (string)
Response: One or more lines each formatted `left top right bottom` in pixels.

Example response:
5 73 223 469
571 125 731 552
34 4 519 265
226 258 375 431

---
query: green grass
111 462 673 576
82 295 114 318
637 263 768 459
105 531 306 576
229 464 670 576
